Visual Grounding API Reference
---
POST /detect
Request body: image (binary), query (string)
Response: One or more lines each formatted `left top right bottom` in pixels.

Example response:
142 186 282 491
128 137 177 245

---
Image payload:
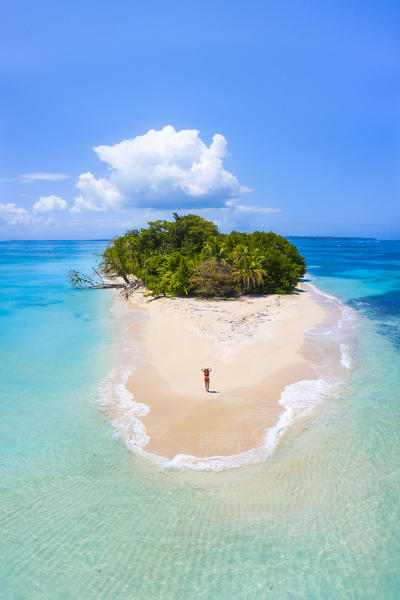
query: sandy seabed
100 282 353 471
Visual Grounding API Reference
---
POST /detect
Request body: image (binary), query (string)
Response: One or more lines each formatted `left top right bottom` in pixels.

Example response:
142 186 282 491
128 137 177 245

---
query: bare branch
68 270 142 300
68 269 126 289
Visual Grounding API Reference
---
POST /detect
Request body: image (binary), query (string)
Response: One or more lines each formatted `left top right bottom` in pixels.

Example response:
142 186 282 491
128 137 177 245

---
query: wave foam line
98 367 150 449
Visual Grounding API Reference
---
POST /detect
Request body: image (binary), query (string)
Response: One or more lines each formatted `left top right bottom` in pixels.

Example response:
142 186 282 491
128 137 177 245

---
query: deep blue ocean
1 238 399 599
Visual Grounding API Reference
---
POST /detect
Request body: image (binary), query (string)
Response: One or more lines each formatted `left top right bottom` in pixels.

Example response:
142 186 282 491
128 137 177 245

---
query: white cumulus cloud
73 173 124 212
33 195 68 215
0 202 34 225
71 125 246 212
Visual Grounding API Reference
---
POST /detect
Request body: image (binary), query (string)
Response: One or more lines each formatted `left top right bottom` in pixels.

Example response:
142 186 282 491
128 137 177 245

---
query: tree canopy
76 213 306 297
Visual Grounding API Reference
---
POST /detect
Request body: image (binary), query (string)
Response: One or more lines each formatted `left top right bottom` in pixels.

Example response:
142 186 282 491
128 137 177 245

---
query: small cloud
0 202 34 225
71 125 245 212
20 173 70 182
226 200 280 214
33 195 68 215
0 173 70 183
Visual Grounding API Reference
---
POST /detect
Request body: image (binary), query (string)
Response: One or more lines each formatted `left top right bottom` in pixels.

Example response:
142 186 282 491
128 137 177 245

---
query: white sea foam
340 344 352 369
158 447 265 472
264 378 334 453
98 366 150 449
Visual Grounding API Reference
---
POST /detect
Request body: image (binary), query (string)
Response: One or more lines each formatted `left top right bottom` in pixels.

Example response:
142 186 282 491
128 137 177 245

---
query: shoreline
99 282 354 471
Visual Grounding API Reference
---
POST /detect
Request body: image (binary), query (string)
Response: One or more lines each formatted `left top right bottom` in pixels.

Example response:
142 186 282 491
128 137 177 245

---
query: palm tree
232 246 266 293
218 241 231 263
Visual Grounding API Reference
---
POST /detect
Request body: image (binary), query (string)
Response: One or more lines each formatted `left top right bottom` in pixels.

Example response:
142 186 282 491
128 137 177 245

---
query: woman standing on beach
201 368 212 392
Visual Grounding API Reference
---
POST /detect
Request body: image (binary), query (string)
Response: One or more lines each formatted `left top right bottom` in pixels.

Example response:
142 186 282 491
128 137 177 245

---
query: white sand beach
99 282 348 467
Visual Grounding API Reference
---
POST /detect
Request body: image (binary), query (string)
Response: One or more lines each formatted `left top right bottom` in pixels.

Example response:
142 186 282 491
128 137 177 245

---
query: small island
72 215 340 470
70 213 306 297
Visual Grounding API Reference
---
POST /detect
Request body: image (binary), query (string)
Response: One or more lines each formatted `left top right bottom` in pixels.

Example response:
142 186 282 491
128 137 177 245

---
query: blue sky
1 0 399 239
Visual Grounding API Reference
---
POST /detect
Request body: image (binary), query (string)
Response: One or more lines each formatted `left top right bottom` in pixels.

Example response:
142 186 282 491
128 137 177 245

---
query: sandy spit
108 282 329 461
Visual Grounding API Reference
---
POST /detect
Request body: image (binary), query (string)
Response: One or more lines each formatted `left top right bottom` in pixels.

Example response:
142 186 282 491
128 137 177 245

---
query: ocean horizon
1 237 400 598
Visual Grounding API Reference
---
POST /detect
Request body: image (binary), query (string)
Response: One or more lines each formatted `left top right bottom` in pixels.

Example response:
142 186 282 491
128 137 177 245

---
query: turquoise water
1 239 399 599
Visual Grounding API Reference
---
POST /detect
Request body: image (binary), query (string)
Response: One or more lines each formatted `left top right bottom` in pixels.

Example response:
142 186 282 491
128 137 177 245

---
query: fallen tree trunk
68 269 140 297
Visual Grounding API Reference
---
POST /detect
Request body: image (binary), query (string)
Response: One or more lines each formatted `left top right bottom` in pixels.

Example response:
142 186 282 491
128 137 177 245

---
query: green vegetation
71 213 306 296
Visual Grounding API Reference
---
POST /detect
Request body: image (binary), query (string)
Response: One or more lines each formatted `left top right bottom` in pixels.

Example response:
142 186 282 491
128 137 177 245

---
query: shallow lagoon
1 239 399 599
